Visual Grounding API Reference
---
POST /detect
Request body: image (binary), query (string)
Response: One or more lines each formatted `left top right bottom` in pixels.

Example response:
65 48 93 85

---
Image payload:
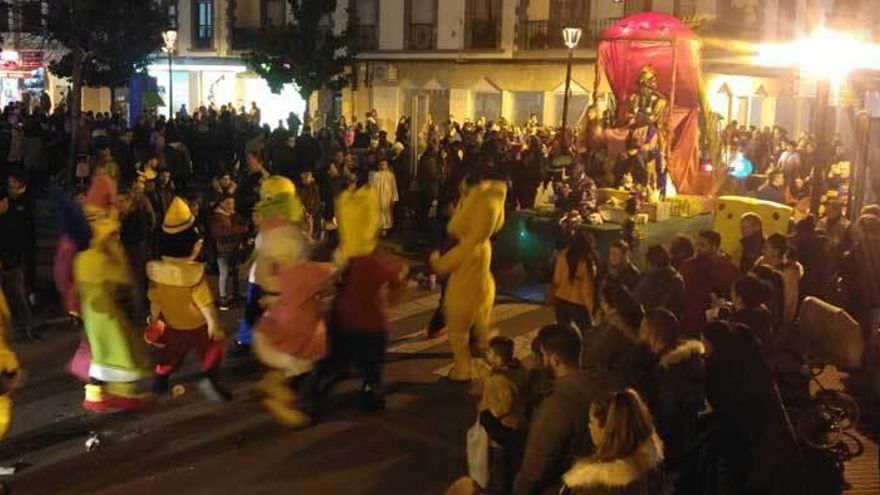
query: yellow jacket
552 250 596 312
432 180 507 315
0 289 20 439
147 259 214 330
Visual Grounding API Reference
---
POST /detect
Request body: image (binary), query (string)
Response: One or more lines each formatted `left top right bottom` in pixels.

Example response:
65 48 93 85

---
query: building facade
341 0 880 139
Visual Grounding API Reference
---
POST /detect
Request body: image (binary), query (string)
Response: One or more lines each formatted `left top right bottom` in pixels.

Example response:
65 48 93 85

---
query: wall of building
236 0 262 26
437 0 464 50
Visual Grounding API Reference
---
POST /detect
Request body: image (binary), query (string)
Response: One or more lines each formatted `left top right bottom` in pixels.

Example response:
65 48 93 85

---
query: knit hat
162 196 195 234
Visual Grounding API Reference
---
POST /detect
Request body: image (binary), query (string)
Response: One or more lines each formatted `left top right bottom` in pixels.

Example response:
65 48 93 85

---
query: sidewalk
815 368 879 495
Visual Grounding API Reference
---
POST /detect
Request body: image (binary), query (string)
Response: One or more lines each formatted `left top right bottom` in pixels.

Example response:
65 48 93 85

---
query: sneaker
198 377 233 403
228 342 252 358
218 298 231 311
153 375 171 396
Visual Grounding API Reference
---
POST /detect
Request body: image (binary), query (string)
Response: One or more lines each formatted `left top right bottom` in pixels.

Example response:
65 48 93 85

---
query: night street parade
0 0 878 494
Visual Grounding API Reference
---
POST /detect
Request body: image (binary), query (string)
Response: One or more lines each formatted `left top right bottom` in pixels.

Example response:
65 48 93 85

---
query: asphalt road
3 274 552 495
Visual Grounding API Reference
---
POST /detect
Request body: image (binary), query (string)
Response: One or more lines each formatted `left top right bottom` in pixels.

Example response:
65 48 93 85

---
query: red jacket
209 207 247 257
334 253 404 334
679 253 741 335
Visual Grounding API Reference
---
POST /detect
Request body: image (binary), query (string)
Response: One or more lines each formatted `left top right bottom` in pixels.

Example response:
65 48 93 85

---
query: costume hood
447 180 507 246
563 434 664 490
146 259 206 288
335 186 381 261
659 340 705 369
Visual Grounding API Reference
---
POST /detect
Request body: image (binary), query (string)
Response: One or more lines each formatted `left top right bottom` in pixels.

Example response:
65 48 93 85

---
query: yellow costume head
335 186 381 261
447 180 507 247
256 176 305 224
83 175 120 248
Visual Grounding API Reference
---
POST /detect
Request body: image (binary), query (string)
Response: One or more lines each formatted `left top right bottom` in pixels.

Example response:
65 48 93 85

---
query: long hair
601 284 644 330
590 389 657 462
566 230 598 282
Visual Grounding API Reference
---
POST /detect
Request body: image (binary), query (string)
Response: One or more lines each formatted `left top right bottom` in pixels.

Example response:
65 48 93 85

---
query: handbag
467 417 490 489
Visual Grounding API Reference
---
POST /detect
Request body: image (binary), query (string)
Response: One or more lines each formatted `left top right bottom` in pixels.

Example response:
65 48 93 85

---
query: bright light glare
755 28 879 82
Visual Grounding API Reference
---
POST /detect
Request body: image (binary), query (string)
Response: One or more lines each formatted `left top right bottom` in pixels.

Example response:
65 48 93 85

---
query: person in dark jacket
791 215 833 300
739 212 764 273
236 151 269 220
513 324 610 495
0 189 34 340
416 145 442 244
561 389 666 495
679 230 741 336
6 171 36 304
700 320 801 495
119 186 156 320
210 193 248 310
729 275 776 353
584 284 650 394
639 309 705 474
633 244 685 317
596 240 641 303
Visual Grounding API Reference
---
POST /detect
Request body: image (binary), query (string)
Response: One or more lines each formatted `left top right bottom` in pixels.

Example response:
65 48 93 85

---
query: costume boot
258 370 310 427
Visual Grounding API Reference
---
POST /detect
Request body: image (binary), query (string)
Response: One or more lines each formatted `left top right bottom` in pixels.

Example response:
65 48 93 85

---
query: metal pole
811 79 830 215
561 47 574 146
168 50 173 120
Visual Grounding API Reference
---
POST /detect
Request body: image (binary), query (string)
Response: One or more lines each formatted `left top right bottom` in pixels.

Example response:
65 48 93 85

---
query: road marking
390 293 441 322
388 303 538 355
432 326 541 378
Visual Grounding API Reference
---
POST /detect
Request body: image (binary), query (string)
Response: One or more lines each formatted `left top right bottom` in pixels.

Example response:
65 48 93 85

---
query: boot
153 374 170 396
198 372 232 403
255 370 293 403
359 386 385 412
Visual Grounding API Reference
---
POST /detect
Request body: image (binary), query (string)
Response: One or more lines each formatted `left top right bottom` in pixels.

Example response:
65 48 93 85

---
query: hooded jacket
561 434 665 495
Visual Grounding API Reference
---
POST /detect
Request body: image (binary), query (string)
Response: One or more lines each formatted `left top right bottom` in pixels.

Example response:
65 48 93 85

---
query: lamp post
561 27 582 147
162 30 178 120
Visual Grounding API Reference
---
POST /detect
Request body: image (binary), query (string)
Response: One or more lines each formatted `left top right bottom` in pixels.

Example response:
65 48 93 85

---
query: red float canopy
596 12 708 194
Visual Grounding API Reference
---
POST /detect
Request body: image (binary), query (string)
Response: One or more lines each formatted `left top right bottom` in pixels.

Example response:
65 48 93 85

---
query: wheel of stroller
813 389 860 430
796 404 843 450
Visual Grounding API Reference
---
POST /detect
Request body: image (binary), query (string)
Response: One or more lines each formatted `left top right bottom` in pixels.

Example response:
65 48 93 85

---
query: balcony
231 25 262 51
466 19 500 50
519 18 618 50
407 23 436 50
354 24 378 51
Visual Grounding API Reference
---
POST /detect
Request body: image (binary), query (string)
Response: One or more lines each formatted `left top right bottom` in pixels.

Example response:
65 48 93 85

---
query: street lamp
560 27 582 149
756 28 871 214
162 30 178 120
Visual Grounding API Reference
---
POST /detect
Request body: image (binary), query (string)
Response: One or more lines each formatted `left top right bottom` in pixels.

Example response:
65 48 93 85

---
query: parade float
496 13 791 280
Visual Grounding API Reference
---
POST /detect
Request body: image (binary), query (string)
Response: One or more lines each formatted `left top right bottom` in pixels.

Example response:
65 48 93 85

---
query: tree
242 0 356 128
36 0 172 167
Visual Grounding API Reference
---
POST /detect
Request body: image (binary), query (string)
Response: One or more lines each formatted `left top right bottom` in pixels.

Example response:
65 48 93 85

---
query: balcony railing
519 18 619 50
232 25 262 51
354 24 378 51
407 23 436 50
466 19 500 49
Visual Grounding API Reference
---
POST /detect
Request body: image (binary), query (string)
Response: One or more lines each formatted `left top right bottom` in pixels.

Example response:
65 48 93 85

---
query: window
466 0 501 49
406 0 437 50
513 92 544 126
264 0 286 27
20 0 42 33
0 3 9 32
474 92 502 121
351 0 379 50
674 0 698 18
193 0 214 49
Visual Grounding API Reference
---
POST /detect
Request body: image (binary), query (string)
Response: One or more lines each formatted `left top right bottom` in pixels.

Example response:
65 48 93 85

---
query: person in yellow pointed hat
0 276 22 438
75 175 155 412
147 196 231 402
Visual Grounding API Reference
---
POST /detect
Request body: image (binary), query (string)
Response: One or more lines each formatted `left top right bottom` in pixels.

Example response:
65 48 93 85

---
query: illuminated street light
756 28 879 214
163 30 178 119
560 27 583 153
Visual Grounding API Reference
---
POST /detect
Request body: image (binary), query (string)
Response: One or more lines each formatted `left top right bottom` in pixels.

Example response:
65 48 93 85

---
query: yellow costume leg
0 397 11 439
257 370 310 427
447 311 476 381
471 300 497 357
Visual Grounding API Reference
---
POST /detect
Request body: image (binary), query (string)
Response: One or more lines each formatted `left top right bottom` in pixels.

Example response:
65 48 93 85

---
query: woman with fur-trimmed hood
561 389 666 495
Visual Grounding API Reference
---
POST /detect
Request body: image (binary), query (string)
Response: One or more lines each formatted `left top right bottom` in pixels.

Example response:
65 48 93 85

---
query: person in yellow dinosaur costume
0 284 21 439
430 176 507 381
